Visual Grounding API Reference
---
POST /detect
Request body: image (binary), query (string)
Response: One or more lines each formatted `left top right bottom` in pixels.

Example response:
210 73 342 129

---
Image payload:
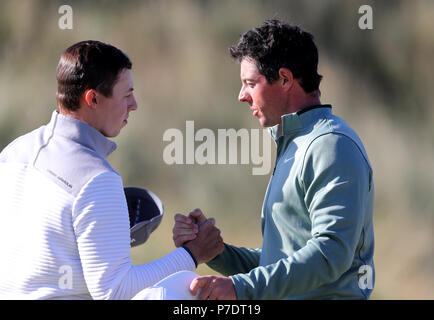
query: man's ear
83 89 98 109
278 68 294 91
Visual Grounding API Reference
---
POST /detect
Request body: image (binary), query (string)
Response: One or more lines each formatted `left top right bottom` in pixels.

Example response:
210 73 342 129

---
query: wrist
182 244 198 268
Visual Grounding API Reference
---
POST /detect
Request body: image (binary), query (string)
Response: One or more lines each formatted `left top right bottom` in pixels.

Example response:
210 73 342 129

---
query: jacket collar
47 110 117 158
268 105 332 141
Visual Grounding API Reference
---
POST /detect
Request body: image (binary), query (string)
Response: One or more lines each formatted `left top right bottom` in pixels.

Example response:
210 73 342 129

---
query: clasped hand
172 208 236 300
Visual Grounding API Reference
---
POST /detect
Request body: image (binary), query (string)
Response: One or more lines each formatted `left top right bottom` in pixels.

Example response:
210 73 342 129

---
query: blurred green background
1 0 433 299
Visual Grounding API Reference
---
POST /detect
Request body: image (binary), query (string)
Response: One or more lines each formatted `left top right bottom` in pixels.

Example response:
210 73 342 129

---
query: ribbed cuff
182 245 198 268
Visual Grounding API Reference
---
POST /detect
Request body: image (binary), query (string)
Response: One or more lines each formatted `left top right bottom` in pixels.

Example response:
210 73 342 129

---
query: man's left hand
190 275 236 300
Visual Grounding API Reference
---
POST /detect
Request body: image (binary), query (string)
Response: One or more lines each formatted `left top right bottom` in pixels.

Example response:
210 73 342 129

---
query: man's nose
129 95 138 111
238 87 251 103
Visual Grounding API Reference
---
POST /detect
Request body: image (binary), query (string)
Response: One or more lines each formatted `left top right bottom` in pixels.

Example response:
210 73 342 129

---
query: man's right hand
173 208 224 265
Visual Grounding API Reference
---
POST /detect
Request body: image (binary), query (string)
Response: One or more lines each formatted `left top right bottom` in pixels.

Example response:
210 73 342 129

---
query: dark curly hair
229 19 322 93
56 40 132 111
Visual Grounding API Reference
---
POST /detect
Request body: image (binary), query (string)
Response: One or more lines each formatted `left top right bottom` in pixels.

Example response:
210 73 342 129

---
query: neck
290 90 321 114
58 105 93 127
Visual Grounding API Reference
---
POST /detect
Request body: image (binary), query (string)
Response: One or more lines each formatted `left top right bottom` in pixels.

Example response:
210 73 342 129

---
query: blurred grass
0 0 433 299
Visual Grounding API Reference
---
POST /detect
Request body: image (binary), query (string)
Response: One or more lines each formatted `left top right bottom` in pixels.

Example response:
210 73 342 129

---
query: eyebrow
242 77 258 83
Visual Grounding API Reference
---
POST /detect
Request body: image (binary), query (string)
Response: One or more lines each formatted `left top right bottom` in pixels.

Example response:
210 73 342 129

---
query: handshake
172 208 236 300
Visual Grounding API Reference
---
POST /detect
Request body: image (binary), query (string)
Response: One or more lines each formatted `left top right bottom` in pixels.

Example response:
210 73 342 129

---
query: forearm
230 236 353 300
112 247 196 299
206 243 261 276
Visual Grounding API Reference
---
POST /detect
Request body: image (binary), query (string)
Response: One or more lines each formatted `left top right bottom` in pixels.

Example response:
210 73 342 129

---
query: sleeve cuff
181 245 198 268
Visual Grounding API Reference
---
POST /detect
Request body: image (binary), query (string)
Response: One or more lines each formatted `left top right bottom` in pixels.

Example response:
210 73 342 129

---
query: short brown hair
56 40 132 111
230 19 322 93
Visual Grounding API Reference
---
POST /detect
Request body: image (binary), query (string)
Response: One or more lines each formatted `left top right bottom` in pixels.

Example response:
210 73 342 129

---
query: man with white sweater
0 40 223 299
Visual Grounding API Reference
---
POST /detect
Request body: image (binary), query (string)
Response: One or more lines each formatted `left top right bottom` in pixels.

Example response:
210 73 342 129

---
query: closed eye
125 87 134 97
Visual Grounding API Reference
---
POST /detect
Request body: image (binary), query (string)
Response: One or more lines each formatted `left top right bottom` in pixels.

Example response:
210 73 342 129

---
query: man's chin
103 128 121 138
259 118 277 128
257 117 267 127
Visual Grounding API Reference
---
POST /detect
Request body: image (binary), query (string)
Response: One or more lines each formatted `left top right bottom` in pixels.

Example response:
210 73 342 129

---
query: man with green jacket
173 19 375 300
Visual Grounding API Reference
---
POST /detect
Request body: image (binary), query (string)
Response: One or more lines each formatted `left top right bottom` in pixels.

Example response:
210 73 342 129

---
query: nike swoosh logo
325 181 349 191
283 156 295 163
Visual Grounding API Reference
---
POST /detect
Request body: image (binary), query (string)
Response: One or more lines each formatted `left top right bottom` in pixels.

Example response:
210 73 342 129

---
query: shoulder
300 132 372 189
33 134 119 197
0 126 46 164
75 170 124 200
299 113 371 171
305 132 366 163
72 170 126 221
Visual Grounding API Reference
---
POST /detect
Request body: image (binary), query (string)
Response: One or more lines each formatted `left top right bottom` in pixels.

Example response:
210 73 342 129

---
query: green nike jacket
207 105 375 299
